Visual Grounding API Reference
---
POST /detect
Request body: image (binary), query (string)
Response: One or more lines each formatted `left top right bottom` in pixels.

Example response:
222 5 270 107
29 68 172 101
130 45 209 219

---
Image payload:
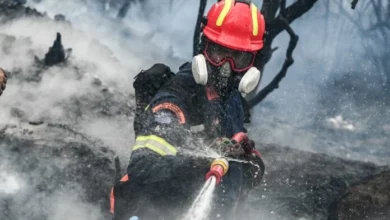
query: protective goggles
203 41 256 72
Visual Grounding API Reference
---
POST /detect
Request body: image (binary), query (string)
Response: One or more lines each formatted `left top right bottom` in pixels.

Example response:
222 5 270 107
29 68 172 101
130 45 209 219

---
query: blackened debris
44 32 66 66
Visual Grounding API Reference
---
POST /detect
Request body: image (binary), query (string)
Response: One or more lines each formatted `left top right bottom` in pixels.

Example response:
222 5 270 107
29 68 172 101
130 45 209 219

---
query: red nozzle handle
205 165 224 184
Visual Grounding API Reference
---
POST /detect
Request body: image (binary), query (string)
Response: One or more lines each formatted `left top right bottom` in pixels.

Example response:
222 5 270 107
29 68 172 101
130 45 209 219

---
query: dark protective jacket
136 62 247 142
111 62 264 220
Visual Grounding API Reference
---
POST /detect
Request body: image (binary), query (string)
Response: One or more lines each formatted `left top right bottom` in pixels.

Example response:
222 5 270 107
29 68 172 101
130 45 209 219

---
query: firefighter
111 1 266 219
0 68 8 96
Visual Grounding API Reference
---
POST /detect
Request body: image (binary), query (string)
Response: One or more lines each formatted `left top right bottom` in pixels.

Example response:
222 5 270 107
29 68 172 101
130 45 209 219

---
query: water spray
184 158 229 220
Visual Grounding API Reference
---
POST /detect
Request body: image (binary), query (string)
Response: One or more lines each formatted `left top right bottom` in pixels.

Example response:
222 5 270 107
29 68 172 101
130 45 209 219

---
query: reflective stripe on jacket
133 135 177 156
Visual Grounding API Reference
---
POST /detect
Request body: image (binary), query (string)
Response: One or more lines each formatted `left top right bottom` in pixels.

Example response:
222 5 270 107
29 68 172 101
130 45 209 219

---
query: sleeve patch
152 103 186 124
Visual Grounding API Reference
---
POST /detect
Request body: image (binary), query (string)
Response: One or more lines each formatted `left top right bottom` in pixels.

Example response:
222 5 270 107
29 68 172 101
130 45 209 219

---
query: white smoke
0 171 24 195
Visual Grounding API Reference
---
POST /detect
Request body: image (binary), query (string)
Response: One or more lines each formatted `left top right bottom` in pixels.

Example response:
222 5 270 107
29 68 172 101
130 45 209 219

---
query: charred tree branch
351 0 359 9
261 0 281 21
117 0 131 19
193 0 208 56
280 0 287 15
114 156 121 182
248 16 299 108
284 0 318 24
267 0 317 43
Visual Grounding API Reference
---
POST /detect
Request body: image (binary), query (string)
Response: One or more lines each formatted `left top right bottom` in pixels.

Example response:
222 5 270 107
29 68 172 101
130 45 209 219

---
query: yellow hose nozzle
206 158 229 184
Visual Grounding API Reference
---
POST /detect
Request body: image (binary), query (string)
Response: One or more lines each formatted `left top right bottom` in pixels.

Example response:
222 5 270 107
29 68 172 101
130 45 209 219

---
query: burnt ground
1 126 389 220
241 144 389 220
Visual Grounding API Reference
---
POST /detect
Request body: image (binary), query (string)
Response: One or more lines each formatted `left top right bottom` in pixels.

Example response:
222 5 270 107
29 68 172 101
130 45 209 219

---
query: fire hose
205 132 252 185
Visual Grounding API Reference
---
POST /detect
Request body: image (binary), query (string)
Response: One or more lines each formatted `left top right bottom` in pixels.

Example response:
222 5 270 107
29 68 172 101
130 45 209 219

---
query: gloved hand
231 132 256 155
212 137 246 158
230 132 265 188
0 68 8 96
211 132 257 159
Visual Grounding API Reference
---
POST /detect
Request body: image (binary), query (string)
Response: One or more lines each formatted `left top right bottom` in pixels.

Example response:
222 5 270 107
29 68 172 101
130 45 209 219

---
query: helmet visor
204 41 256 72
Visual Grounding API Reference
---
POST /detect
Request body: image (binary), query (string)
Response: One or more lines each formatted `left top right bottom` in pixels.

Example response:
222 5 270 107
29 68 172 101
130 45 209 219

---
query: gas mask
192 54 261 94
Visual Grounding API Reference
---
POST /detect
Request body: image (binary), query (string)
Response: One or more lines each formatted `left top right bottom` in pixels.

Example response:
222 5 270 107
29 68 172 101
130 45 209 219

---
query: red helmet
203 0 265 52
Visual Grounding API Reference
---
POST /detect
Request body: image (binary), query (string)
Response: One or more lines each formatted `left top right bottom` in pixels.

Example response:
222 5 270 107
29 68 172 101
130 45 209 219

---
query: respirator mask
191 41 261 94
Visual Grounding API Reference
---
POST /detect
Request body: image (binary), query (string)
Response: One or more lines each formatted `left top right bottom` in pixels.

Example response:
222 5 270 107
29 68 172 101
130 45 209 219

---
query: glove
230 132 265 188
211 137 246 158
0 68 8 96
231 132 256 156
